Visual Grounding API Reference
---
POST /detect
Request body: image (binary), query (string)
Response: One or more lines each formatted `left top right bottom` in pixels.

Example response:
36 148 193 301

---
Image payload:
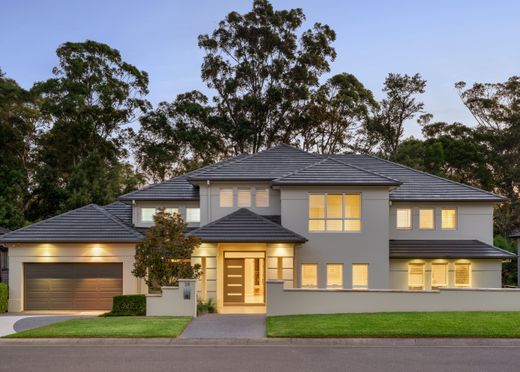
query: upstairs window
238 189 251 207
301 264 318 288
352 264 368 289
441 208 457 230
219 189 233 208
419 209 435 230
431 263 447 289
455 263 471 287
163 208 179 216
186 208 200 223
408 263 424 290
308 193 361 232
255 189 269 207
396 208 412 229
141 207 178 223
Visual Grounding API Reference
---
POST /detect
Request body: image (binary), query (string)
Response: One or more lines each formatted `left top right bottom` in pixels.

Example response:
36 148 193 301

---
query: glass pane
186 208 200 223
326 220 343 231
352 264 368 289
301 264 317 288
345 219 361 232
396 208 412 229
455 264 470 286
255 189 269 207
309 194 325 218
238 189 251 207
220 189 233 207
141 208 155 222
419 209 434 229
431 264 447 288
309 220 325 232
441 209 457 229
345 194 361 218
408 264 424 289
164 208 179 216
327 194 342 218
327 264 343 288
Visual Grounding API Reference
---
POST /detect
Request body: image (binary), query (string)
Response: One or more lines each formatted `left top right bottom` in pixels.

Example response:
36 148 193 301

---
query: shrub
107 294 146 316
197 298 216 315
0 283 7 313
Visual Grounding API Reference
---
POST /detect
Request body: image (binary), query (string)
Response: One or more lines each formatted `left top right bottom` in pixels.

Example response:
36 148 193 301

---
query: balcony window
308 193 361 232
419 209 435 230
220 189 233 208
396 208 412 229
441 208 457 230
327 264 343 288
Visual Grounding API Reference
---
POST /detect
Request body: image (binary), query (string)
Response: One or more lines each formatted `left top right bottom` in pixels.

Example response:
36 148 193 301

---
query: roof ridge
93 204 143 239
0 204 99 241
326 157 402 185
272 157 328 182
362 154 507 201
186 153 256 179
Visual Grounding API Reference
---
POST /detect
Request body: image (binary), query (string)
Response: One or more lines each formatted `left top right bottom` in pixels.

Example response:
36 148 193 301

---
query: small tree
133 210 201 290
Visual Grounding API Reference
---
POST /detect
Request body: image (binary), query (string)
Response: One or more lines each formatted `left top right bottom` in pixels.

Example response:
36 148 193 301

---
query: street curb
3 337 520 347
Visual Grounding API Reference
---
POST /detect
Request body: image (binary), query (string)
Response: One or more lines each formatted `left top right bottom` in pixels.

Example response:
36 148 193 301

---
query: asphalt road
2 344 520 372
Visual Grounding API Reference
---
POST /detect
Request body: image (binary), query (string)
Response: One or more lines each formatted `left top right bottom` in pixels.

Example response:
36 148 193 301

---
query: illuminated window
141 208 156 222
441 208 457 229
238 189 251 207
408 263 424 290
352 264 368 289
220 189 233 208
186 208 200 223
431 263 447 289
255 189 269 207
327 264 343 288
301 264 318 288
396 208 412 229
308 193 361 232
163 208 179 216
455 263 471 287
419 209 435 230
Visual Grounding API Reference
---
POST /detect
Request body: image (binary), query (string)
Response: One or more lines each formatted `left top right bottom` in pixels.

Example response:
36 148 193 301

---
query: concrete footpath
3 337 520 347
179 314 266 339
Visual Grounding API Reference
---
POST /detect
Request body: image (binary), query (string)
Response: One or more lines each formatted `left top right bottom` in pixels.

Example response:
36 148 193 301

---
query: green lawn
267 312 520 338
6 316 192 338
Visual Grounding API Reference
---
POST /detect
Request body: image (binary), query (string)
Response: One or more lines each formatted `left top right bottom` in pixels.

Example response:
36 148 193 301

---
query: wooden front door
224 258 245 303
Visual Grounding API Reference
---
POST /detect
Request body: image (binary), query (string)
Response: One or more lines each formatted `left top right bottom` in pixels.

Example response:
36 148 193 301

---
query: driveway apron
180 314 266 339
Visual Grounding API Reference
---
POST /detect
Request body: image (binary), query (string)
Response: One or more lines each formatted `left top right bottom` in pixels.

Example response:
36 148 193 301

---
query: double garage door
24 263 123 310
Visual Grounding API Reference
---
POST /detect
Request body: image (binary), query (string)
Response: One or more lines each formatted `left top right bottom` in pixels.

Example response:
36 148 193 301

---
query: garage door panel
24 263 123 311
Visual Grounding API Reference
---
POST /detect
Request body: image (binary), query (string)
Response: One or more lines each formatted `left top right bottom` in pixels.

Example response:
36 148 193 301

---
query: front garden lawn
6 316 192 338
267 312 520 338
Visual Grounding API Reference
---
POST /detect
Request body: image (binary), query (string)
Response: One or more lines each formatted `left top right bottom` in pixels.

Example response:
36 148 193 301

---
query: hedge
109 294 146 316
0 283 7 313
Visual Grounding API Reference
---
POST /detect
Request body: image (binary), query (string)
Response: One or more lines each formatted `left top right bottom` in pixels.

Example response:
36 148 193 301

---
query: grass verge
267 312 520 338
6 316 192 338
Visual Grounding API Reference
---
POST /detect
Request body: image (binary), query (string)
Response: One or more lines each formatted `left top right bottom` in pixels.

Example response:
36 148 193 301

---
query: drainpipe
206 180 211 225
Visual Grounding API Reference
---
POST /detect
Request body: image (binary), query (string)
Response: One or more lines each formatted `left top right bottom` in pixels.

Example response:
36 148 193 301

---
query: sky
1 0 519 138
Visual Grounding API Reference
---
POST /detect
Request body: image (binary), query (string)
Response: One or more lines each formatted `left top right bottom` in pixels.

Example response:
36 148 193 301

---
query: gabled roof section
390 240 516 259
103 201 133 226
333 154 506 202
188 208 307 243
272 157 400 186
118 155 248 201
187 144 321 181
0 204 143 243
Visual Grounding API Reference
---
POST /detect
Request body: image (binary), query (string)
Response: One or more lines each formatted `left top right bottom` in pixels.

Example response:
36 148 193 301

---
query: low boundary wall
146 279 197 317
267 280 520 316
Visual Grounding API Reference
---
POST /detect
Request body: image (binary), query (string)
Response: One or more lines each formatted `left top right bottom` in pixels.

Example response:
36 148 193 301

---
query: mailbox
183 282 191 300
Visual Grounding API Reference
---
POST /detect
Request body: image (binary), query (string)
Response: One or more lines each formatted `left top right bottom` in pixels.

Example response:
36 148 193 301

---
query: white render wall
7 243 146 312
389 259 503 289
280 186 391 289
390 202 495 244
266 280 520 316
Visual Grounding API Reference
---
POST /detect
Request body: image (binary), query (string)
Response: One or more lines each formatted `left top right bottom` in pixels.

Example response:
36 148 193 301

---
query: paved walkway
180 314 266 339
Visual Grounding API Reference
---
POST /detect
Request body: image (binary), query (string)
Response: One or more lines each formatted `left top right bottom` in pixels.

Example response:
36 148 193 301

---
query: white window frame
219 189 234 208
441 208 458 230
186 208 200 223
419 208 435 230
308 193 362 233
237 188 252 207
396 208 412 230
255 188 269 208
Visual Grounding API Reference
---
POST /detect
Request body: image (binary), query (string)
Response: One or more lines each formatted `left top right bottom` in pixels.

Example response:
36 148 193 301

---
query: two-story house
0 144 514 313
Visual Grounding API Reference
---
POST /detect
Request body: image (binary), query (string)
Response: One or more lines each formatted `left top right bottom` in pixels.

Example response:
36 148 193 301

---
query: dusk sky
2 0 518 137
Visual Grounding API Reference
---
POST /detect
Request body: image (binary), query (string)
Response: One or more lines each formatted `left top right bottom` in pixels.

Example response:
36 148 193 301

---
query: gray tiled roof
0 204 143 243
509 231 520 239
272 157 400 186
188 144 321 181
189 208 307 243
0 227 9 235
332 154 505 202
103 201 133 226
390 240 516 259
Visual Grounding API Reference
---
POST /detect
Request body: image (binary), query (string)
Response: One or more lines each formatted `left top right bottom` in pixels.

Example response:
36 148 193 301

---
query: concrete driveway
0 312 99 337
